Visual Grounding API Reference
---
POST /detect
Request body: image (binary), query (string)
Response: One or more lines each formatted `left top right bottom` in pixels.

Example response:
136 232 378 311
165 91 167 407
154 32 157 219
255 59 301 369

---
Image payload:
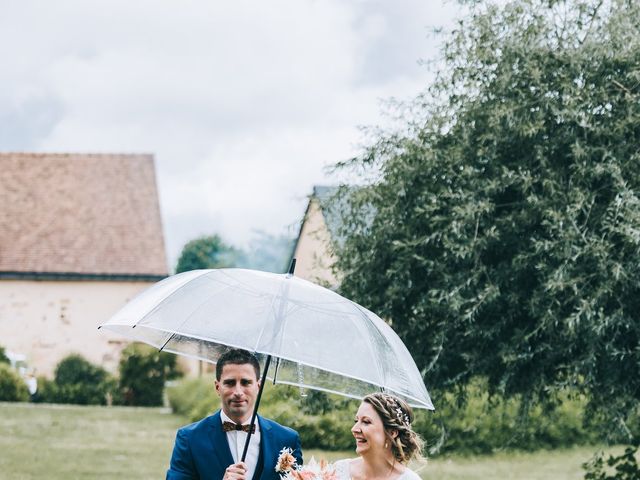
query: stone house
0 153 168 377
291 186 340 286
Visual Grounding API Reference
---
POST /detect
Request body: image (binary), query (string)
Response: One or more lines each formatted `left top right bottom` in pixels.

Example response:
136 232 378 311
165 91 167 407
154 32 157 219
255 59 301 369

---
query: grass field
0 402 618 479
0 402 183 479
304 447 611 480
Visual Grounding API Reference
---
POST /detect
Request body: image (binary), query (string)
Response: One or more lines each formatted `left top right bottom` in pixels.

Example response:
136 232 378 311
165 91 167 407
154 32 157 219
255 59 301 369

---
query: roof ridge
0 152 155 157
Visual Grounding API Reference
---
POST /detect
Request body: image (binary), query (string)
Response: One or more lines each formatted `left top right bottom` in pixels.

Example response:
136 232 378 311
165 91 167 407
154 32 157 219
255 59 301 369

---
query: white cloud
0 0 459 270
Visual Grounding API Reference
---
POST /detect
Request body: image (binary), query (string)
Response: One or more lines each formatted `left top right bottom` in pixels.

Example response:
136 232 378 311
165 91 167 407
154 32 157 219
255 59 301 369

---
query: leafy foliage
118 342 183 406
175 235 243 273
166 377 608 453
31 375 58 403
0 346 10 365
583 444 640 480
0 363 29 401
334 0 640 435
167 376 215 418
416 380 610 455
175 232 294 274
167 379 357 450
52 354 115 405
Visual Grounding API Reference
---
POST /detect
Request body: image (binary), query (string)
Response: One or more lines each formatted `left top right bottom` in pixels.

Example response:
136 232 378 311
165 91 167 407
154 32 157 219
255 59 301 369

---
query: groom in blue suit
167 349 303 480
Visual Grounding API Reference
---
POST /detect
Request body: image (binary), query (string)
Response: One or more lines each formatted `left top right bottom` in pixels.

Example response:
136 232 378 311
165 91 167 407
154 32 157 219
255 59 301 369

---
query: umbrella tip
287 258 297 276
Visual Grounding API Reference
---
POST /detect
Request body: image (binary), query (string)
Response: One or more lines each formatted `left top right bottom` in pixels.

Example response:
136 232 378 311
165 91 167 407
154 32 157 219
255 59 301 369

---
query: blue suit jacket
166 411 302 480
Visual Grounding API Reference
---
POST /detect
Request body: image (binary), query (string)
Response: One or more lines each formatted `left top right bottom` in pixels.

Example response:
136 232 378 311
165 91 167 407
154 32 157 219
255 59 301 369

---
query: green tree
0 364 29 401
0 346 9 365
175 235 243 273
53 354 114 405
334 0 640 439
118 343 182 407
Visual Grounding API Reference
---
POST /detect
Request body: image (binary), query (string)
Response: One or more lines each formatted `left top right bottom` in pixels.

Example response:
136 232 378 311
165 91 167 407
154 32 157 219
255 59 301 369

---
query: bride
333 392 424 480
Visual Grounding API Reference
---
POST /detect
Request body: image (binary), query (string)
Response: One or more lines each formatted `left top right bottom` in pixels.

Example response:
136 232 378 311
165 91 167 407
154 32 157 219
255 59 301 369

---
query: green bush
118 343 183 406
583 444 640 480
0 364 29 401
167 377 216 417
0 346 10 365
30 376 58 403
166 376 609 453
166 378 356 450
259 386 357 450
52 354 115 405
412 380 603 455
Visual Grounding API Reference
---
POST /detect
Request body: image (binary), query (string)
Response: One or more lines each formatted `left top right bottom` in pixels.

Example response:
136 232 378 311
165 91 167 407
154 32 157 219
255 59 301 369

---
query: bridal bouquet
275 448 338 480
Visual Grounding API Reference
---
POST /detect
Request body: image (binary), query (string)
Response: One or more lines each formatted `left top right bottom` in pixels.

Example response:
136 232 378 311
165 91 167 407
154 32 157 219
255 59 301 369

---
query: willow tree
335 0 640 437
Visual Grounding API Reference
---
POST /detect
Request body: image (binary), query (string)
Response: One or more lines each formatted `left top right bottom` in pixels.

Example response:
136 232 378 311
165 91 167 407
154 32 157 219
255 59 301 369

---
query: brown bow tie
223 421 255 434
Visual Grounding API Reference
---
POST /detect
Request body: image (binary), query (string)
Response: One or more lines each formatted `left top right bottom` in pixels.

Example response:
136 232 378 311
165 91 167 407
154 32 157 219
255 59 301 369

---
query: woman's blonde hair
362 392 425 463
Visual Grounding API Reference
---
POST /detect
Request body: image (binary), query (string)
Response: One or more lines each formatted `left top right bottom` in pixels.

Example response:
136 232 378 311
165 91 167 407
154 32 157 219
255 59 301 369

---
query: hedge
166 376 625 454
0 363 29 402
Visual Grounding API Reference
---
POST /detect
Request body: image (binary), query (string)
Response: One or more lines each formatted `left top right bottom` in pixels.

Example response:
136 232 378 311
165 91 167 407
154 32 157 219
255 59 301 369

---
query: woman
334 392 424 479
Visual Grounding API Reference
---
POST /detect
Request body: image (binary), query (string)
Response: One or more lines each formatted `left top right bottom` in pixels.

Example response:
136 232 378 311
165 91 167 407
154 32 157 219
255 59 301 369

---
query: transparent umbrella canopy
99 267 433 411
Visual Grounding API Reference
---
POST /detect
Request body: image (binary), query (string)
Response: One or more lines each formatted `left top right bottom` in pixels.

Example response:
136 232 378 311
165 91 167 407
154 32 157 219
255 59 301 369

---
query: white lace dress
333 459 422 480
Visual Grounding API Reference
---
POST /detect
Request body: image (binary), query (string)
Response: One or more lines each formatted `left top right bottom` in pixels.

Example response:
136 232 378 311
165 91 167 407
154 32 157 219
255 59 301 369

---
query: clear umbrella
99 262 433 458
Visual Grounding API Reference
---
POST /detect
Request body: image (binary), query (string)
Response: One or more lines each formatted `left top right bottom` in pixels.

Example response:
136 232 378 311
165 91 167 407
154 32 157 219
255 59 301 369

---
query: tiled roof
0 153 168 277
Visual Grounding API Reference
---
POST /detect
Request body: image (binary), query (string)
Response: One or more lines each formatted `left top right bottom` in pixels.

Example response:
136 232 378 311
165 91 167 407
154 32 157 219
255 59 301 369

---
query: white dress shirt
220 411 261 480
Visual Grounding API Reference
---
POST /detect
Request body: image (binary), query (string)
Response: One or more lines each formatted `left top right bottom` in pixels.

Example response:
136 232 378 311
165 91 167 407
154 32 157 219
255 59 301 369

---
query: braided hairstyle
362 392 424 464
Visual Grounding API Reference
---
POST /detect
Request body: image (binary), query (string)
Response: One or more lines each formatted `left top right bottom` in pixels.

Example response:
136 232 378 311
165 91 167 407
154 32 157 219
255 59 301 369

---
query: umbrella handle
288 258 296 275
240 354 271 462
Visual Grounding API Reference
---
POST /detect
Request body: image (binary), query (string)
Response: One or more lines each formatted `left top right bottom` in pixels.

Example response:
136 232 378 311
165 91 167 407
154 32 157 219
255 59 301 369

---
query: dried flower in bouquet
275 448 338 480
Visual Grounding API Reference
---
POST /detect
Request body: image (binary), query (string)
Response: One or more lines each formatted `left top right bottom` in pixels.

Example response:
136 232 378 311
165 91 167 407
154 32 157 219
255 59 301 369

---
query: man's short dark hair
215 348 261 381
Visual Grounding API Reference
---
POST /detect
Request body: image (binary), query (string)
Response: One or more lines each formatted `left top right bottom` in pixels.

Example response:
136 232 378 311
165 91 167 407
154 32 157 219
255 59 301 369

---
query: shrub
0 363 29 401
166 377 356 450
118 343 183 406
259 386 357 450
167 377 215 417
53 354 115 405
30 376 58 403
0 346 10 365
166 375 608 453
412 380 602 455
583 444 640 480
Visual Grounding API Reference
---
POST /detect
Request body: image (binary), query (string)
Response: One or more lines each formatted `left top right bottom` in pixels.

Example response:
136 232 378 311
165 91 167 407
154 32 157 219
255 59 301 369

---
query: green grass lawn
0 402 621 479
0 402 185 479
305 447 616 480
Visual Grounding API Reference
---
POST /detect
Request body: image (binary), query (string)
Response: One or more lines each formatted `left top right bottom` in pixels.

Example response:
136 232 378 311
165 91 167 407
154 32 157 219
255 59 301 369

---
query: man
167 348 302 480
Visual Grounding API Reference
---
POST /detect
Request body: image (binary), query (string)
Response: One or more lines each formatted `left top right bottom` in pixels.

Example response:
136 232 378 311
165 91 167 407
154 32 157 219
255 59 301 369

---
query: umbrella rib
110 323 433 409
253 275 293 352
270 379 430 409
251 290 279 352
153 274 240 350
350 302 389 388
131 270 212 328
218 269 283 299
268 301 305 358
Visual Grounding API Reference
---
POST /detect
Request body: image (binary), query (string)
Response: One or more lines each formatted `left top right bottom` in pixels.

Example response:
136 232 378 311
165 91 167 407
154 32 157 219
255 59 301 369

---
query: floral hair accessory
275 448 337 480
395 405 411 427
382 394 411 427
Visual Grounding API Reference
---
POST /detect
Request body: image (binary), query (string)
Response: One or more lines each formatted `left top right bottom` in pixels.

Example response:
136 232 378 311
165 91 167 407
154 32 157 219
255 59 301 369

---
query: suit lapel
257 416 275 480
208 411 235 472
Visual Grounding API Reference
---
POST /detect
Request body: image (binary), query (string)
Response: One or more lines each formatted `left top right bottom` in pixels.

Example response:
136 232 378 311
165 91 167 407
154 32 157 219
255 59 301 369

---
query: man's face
215 363 260 424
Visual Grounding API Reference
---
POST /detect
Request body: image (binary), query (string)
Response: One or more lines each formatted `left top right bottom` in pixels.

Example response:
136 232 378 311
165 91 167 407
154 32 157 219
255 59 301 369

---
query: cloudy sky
1 0 460 270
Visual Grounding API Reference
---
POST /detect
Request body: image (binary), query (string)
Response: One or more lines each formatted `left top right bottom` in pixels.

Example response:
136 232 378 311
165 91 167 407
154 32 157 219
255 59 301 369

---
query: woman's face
351 401 388 456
